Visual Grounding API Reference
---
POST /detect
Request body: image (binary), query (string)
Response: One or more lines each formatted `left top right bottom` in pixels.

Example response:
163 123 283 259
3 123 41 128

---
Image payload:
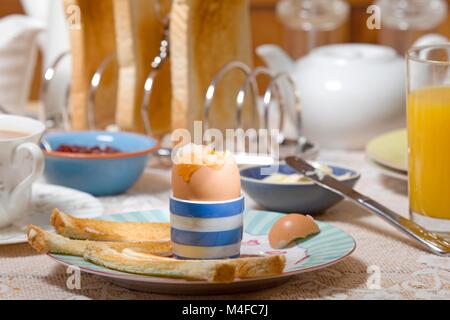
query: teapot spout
256 44 295 74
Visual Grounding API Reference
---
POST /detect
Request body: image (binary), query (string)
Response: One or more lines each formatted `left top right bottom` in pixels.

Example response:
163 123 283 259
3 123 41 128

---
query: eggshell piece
268 214 320 249
172 162 241 202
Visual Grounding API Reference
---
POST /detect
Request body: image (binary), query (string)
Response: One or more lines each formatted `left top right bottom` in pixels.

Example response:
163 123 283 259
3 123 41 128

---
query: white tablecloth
1 150 449 300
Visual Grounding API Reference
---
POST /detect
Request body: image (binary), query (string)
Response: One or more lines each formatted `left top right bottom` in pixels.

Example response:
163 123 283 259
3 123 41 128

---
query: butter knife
285 156 450 256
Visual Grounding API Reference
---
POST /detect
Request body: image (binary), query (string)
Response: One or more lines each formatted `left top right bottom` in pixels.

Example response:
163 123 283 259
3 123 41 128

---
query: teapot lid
308 44 399 65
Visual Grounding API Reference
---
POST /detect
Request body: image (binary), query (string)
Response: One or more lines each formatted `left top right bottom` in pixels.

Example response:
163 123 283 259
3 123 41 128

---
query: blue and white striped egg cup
169 195 245 259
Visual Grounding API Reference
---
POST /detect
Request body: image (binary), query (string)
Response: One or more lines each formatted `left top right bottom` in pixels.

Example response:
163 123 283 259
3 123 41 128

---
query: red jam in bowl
55 144 122 154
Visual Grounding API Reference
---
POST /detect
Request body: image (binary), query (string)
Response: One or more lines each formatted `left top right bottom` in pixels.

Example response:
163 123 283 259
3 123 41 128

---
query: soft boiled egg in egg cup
170 144 244 260
171 144 241 202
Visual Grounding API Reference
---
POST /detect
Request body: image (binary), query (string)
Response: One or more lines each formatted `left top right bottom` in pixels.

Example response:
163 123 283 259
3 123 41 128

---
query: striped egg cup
169 195 245 259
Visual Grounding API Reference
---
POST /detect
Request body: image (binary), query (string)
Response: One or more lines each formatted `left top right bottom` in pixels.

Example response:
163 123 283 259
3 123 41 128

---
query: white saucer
0 184 104 245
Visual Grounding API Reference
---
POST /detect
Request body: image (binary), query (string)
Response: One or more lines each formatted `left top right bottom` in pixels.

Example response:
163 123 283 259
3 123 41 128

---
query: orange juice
407 86 450 219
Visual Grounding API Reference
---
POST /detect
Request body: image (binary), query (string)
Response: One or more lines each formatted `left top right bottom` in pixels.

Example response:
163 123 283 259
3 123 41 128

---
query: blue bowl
240 163 360 214
43 131 159 196
170 195 245 259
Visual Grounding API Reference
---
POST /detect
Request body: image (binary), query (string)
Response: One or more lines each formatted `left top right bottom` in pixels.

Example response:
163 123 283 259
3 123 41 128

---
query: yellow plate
366 129 408 172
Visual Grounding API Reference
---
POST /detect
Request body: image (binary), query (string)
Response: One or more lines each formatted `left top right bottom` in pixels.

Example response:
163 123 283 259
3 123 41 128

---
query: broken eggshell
268 214 320 249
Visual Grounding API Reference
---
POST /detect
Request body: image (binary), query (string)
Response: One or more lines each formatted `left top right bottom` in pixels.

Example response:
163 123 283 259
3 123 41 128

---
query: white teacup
0 115 45 228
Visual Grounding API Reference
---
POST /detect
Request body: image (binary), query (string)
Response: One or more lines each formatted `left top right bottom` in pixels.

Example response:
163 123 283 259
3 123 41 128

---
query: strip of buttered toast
27 225 172 257
232 255 286 279
84 245 236 283
50 209 170 242
123 249 286 279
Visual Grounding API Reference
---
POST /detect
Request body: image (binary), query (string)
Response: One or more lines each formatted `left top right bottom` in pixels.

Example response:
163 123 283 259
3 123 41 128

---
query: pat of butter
263 164 352 184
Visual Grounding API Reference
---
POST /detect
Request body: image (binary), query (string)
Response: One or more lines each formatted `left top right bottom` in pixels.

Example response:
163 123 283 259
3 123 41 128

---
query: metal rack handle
235 67 273 129
141 22 170 136
203 61 254 131
87 53 116 131
262 72 301 141
40 51 71 130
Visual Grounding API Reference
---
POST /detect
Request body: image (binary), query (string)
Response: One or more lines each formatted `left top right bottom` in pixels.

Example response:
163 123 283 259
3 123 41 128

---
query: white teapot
21 0 72 126
0 15 44 115
257 34 448 149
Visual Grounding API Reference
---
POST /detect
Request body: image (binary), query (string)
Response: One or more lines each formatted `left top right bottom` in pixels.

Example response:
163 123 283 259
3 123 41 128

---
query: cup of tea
0 115 45 228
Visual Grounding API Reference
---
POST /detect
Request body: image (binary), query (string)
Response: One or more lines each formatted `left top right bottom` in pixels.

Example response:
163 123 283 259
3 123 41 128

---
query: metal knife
285 156 450 256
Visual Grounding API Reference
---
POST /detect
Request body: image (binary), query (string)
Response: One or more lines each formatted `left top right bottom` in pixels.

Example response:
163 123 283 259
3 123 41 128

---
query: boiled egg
268 214 320 249
172 144 241 201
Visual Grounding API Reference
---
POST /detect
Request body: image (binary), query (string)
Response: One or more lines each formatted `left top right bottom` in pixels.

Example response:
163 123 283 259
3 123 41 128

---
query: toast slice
63 0 118 130
27 225 172 257
112 249 285 279
113 0 172 134
170 0 255 132
50 209 170 242
84 245 236 282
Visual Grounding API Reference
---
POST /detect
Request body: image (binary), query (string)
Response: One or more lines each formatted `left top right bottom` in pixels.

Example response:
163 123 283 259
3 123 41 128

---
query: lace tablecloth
1 150 449 300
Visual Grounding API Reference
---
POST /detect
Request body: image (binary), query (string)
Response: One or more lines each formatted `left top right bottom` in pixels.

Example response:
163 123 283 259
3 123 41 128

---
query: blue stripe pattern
171 227 243 246
170 196 244 218
170 196 244 259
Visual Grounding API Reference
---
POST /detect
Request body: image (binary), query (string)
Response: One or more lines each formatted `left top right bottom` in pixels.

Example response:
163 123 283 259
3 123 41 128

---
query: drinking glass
407 44 450 237
376 0 448 54
276 0 349 57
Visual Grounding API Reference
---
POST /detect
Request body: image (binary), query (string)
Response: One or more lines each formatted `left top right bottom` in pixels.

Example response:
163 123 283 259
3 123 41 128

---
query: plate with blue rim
49 209 355 295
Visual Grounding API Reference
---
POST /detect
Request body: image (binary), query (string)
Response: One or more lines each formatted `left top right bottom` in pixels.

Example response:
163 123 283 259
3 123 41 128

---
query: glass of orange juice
407 44 450 237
